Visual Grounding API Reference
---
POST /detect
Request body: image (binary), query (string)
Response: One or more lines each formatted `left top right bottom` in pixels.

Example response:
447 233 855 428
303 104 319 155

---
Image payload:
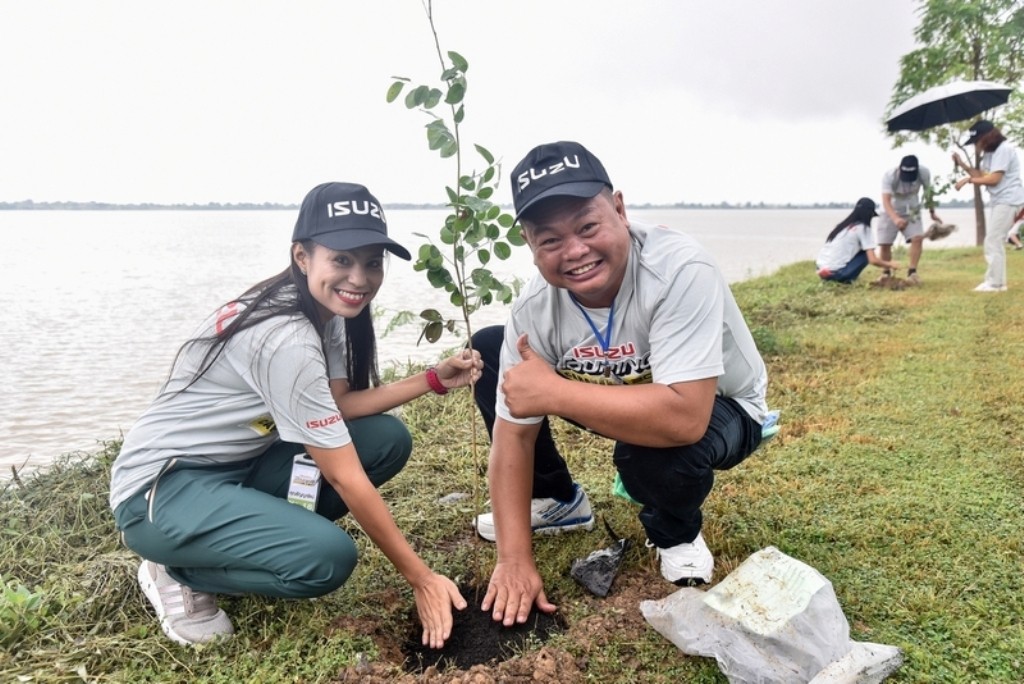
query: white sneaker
973 282 1008 292
474 482 594 542
652 532 714 585
137 560 234 646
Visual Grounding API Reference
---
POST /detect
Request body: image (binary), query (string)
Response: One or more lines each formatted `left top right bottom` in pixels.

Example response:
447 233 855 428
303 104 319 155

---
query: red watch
425 367 448 395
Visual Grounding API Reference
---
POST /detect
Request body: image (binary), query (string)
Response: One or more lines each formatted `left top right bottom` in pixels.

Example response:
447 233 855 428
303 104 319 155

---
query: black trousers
471 325 763 547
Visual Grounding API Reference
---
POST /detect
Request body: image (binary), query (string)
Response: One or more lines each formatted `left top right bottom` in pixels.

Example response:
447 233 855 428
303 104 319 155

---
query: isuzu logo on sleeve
516 155 582 191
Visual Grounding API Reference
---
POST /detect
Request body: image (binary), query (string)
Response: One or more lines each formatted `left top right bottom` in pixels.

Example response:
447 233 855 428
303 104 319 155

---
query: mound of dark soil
402 586 566 673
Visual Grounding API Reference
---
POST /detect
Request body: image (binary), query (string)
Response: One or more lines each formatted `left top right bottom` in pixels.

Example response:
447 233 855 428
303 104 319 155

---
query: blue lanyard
571 296 616 377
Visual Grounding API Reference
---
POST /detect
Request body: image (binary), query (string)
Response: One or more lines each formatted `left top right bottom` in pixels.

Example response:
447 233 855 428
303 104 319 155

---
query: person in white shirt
816 197 901 284
953 119 1024 292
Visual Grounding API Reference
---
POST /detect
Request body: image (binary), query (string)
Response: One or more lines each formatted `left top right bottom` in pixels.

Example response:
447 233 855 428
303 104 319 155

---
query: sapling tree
386 0 524 581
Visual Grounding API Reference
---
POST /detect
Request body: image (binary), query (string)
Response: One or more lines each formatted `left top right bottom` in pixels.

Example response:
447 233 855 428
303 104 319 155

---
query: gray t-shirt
882 165 932 215
109 302 350 510
981 142 1024 206
496 221 768 426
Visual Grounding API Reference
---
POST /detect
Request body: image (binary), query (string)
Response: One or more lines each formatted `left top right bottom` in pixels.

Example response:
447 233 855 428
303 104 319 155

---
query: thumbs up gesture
516 333 538 361
502 333 557 419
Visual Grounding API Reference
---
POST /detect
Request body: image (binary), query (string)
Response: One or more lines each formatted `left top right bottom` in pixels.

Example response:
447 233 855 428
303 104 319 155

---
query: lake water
0 207 981 478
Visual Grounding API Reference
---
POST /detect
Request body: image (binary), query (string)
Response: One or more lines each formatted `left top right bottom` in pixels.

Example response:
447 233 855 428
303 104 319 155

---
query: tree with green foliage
386 8 523 347
885 0 1024 243
386 1 525 583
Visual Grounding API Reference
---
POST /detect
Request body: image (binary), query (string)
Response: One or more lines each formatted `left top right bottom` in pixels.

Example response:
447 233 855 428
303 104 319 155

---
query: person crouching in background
816 198 900 284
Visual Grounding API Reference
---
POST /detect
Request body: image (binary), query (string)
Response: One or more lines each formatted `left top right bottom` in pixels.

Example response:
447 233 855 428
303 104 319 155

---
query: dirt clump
333 566 677 682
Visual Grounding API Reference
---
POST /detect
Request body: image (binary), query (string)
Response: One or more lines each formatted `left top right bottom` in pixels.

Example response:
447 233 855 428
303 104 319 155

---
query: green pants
113 415 412 598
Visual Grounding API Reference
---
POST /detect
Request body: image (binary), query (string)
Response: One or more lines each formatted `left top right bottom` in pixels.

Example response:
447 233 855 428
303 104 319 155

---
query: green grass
2 247 1022 682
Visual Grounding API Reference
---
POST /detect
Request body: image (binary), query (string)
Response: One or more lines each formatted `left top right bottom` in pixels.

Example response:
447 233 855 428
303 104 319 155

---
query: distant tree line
0 200 300 211
0 198 978 211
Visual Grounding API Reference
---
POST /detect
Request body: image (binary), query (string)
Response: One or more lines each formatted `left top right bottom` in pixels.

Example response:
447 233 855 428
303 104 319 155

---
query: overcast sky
3 0 962 207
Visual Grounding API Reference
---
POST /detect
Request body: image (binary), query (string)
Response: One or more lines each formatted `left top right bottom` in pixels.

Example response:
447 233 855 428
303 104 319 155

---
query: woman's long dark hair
825 198 877 243
168 239 380 394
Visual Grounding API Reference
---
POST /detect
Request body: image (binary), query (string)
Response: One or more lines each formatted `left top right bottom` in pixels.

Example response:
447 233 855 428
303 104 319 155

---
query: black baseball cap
855 197 879 218
510 141 613 222
292 182 411 260
963 119 995 146
899 155 919 182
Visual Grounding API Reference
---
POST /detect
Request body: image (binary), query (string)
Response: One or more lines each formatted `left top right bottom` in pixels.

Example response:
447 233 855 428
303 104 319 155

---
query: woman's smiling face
294 242 385 321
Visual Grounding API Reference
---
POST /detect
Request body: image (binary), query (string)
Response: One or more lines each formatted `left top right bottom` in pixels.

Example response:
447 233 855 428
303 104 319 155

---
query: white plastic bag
640 546 903 683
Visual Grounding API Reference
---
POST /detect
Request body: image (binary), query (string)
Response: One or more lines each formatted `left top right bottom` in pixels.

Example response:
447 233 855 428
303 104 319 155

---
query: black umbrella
886 79 1013 133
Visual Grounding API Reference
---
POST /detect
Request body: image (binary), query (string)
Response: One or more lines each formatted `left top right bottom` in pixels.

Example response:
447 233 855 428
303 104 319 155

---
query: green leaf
440 140 458 158
386 81 405 103
450 291 465 307
471 268 491 286
425 88 443 108
417 85 431 104
426 120 454 152
426 126 445 151
459 175 476 191
454 105 465 124
404 85 429 109
475 144 494 164
507 224 526 246
445 82 466 105
494 242 512 260
463 195 489 212
440 225 456 244
420 309 443 323
465 225 485 245
477 248 491 264
423 320 443 344
427 269 449 288
481 166 495 184
497 213 514 228
448 51 469 72
477 186 494 200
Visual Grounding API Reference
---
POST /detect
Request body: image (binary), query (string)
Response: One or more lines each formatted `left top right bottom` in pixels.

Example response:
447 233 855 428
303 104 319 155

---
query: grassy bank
2 247 1022 682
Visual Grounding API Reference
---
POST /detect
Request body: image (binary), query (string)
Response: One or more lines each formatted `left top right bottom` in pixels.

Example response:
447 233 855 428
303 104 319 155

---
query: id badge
287 453 321 512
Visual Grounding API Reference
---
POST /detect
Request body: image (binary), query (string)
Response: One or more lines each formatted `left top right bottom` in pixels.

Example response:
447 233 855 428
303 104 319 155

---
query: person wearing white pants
953 119 1024 292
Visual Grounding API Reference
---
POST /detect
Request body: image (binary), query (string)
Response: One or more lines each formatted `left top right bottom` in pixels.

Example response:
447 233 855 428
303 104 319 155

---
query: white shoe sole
535 517 596 536
666 563 714 586
475 516 595 542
